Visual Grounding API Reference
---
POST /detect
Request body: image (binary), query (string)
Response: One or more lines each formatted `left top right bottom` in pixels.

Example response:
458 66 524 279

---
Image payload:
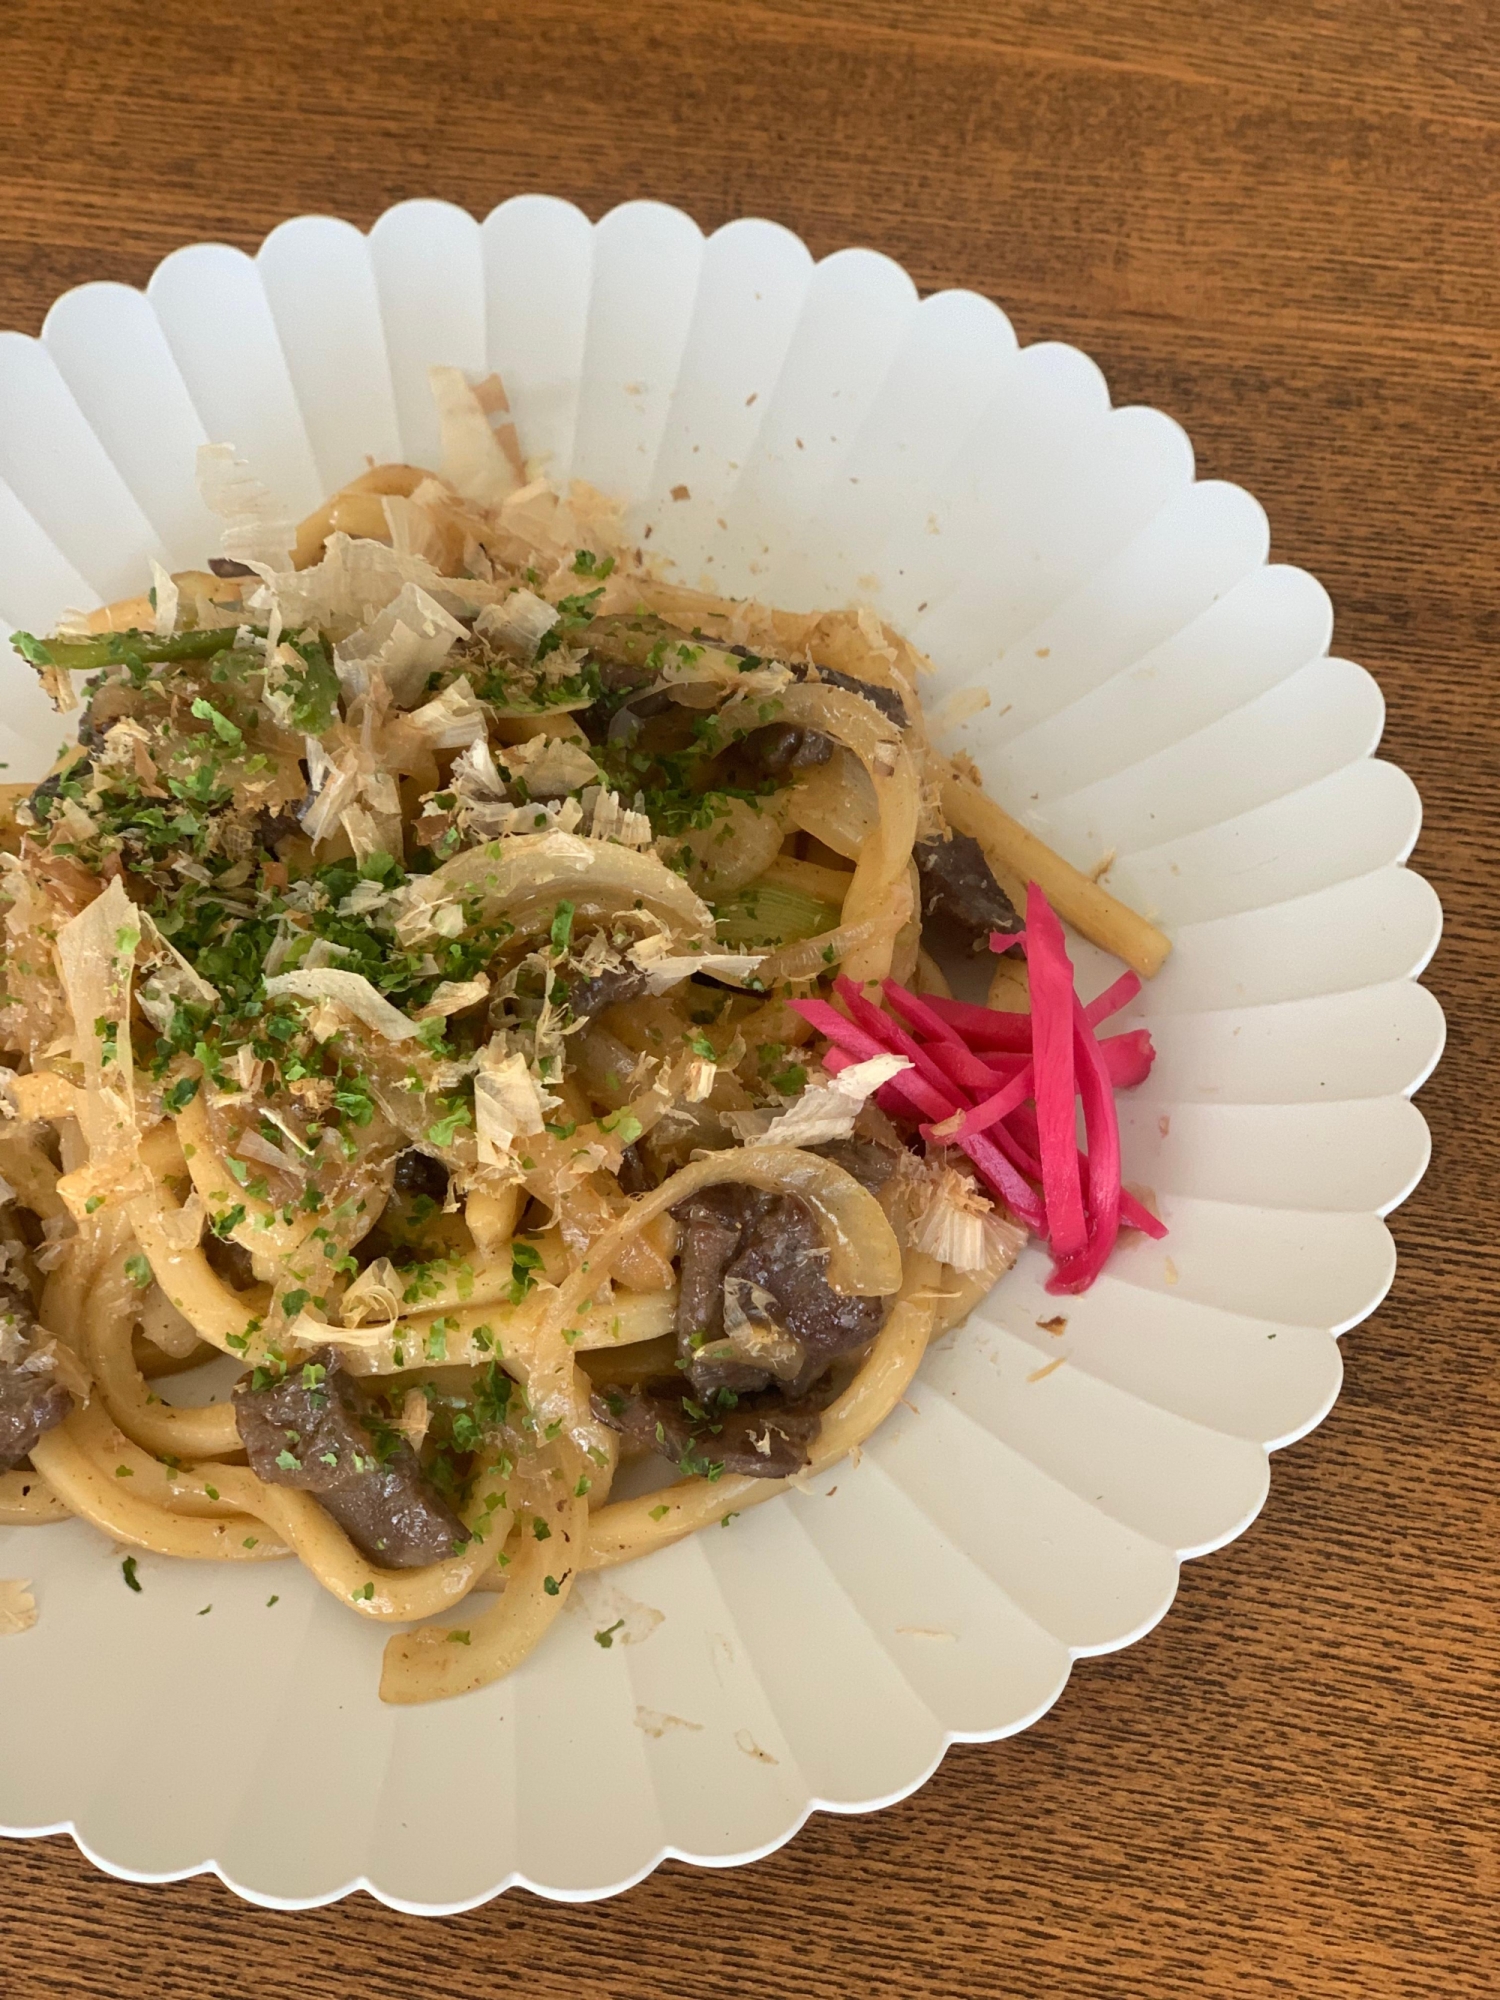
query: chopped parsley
508 1240 544 1302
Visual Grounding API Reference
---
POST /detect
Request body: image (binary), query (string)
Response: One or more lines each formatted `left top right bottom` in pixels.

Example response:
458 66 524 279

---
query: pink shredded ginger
792 881 1166 1294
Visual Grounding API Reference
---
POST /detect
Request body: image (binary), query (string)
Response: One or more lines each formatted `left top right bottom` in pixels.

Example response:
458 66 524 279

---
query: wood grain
1 2 1494 1994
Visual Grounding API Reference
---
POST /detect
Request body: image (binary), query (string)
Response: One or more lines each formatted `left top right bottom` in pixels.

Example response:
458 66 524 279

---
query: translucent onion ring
392 831 713 946
723 683 918 985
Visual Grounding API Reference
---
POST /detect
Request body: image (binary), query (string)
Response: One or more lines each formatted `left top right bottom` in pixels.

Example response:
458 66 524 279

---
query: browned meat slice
203 1232 256 1291
725 1192 888 1355
801 665 907 728
675 1196 746 1368
0 1365 71 1473
673 1183 889 1401
0 1281 71 1472
602 688 677 751
615 1142 654 1196
234 1348 468 1569
591 1376 827 1480
735 722 835 779
391 1149 450 1203
582 615 907 727
735 668 905 780
208 557 256 578
914 830 1023 951
562 962 651 1022
580 610 905 765
254 804 304 848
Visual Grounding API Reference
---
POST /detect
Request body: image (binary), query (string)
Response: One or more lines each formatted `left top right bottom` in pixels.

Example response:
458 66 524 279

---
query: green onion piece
712 879 842 948
12 623 253 674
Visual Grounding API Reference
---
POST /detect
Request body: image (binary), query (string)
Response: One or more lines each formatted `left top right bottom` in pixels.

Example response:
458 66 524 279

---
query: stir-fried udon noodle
0 370 1170 1700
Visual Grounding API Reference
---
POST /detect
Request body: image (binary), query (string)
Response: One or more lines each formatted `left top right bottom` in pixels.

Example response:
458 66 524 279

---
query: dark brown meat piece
915 831 1023 951
562 962 651 1021
208 557 256 578
675 1198 747 1375
579 612 905 769
667 633 909 730
0 1365 71 1473
616 1142 654 1196
801 665 907 728
0 1283 71 1473
735 723 835 778
391 1149 450 1203
254 805 303 848
591 1377 826 1481
602 688 676 749
734 667 905 779
673 1183 889 1399
203 1232 256 1291
233 1348 468 1569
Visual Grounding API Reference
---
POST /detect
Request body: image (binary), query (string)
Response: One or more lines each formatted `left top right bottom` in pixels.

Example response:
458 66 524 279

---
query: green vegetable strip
713 879 843 947
12 624 256 674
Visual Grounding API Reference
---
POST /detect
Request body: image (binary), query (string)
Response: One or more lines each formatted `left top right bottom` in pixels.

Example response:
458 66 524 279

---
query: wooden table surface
1 3 1494 1994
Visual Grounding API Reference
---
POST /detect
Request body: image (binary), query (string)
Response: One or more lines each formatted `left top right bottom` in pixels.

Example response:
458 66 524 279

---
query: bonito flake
475 587 558 657
474 1045 554 1166
585 787 653 848
896 1155 1027 1279
263 968 424 1042
196 443 296 571
406 675 489 750
498 734 601 800
334 582 468 707
246 531 490 641
0 1580 37 1637
735 1053 911 1149
431 366 524 509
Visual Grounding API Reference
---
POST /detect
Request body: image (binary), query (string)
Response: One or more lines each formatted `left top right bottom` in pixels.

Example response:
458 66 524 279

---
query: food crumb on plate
735 1729 778 1765
635 1707 702 1739
0 1579 37 1635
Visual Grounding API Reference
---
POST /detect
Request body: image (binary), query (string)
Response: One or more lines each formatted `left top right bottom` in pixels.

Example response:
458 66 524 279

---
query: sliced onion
660 794 787 897
786 751 875 859
391 831 712 946
724 684 918 983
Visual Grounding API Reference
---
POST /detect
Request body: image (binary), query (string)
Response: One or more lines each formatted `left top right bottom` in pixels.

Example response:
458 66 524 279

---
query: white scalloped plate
0 198 1443 1913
